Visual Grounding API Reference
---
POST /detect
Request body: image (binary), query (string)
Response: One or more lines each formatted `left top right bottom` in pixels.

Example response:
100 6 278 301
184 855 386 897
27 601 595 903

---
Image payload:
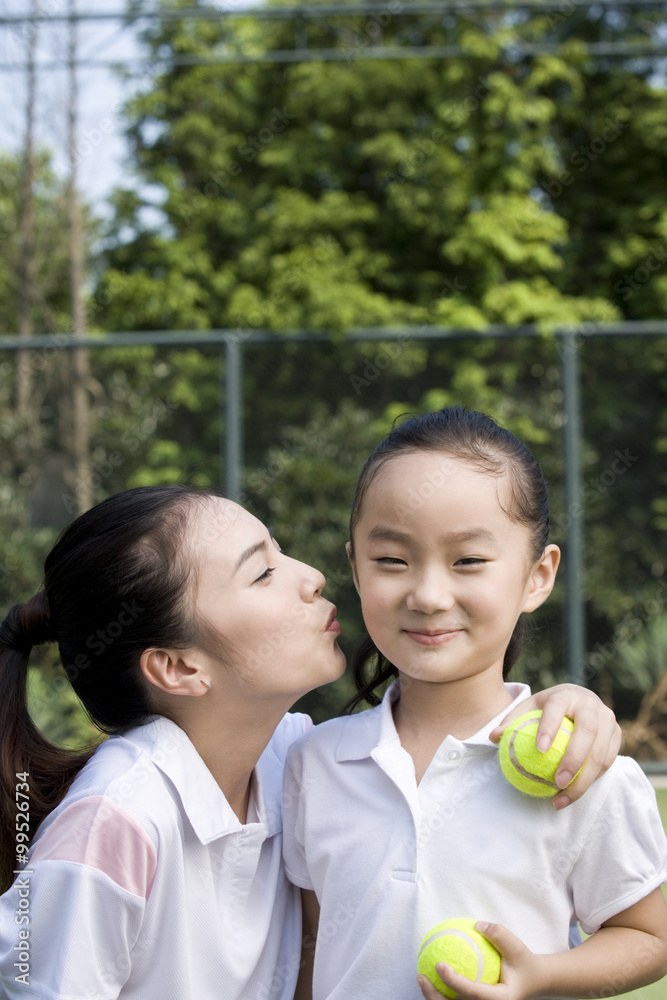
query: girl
282 407 667 1000
0 483 621 998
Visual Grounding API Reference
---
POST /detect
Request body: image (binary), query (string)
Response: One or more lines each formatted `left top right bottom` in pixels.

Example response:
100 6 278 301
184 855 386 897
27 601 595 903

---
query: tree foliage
1 0 666 736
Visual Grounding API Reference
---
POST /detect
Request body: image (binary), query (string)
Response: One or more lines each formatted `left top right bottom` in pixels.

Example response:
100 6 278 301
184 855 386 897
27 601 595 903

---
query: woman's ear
346 541 360 593
140 648 209 698
522 544 561 614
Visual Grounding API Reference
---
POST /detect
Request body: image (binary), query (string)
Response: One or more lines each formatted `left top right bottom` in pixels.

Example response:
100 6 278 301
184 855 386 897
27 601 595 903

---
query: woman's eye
254 567 275 584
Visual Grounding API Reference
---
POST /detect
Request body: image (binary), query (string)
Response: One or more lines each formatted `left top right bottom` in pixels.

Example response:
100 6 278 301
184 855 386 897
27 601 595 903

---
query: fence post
223 337 243 501
562 329 586 684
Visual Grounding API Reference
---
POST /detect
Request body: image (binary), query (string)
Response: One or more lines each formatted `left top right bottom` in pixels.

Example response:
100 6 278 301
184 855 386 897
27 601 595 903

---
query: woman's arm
418 888 667 1000
490 684 621 809
293 889 320 1000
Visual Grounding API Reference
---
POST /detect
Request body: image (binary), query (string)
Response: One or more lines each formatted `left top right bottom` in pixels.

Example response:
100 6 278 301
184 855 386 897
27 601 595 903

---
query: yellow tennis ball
416 918 501 998
499 709 579 797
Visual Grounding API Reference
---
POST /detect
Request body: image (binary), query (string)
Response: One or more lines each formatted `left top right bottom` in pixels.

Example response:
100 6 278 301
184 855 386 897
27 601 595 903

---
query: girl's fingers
552 711 620 808
489 688 570 746
428 963 502 1000
416 973 450 999
473 921 524 962
488 685 621 810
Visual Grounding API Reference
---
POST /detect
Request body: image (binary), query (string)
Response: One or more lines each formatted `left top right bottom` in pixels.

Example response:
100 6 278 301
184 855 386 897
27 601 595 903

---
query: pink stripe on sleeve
31 796 158 899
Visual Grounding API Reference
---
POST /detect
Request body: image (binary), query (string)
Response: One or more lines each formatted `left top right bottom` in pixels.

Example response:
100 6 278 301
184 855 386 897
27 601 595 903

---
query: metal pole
562 330 586 684
224 338 243 501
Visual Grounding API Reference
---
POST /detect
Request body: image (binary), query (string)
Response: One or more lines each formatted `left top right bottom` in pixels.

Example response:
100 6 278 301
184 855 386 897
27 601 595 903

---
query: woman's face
189 498 346 702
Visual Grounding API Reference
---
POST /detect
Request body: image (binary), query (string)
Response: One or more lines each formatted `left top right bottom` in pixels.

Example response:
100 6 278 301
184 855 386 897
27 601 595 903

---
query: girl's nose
406 569 455 614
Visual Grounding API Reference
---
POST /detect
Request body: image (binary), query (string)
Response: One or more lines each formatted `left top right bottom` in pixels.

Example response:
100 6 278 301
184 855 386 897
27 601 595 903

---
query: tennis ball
499 709 579 798
416 918 501 998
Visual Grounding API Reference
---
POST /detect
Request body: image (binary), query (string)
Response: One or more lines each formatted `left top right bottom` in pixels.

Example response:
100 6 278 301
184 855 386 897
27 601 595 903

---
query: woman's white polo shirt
0 712 310 1000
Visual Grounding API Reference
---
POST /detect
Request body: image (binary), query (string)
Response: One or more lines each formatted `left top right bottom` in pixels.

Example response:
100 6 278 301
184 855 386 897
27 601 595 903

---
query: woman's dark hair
345 406 550 713
0 484 220 891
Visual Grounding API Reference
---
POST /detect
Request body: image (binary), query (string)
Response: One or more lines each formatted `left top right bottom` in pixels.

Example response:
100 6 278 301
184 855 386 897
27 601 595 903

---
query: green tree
85 0 667 721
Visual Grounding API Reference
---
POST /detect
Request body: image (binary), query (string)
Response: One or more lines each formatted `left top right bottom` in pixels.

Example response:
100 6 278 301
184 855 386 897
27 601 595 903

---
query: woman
0 485 619 999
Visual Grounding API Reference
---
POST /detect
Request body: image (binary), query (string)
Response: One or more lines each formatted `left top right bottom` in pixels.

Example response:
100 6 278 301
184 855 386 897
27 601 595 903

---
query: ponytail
0 484 223 894
0 593 94 893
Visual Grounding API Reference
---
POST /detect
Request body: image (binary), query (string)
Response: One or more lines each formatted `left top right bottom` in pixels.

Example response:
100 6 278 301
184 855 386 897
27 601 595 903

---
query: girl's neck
392 669 513 784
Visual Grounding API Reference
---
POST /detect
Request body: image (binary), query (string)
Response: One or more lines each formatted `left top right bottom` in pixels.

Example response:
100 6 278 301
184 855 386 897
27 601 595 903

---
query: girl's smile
402 627 464 645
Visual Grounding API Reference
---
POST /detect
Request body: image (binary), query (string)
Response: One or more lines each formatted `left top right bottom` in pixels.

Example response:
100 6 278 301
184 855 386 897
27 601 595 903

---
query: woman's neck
175 699 289 822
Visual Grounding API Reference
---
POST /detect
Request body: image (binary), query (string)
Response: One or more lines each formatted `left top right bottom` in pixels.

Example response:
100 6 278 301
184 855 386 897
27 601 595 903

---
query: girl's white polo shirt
283 681 667 1000
0 712 311 1000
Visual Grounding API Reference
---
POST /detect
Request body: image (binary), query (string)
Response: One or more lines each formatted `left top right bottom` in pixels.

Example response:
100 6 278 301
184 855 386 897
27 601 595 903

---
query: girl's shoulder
588 754 660 809
285 703 382 765
266 711 314 763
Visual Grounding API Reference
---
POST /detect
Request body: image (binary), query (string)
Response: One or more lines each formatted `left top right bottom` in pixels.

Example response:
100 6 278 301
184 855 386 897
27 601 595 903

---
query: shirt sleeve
282 746 315 891
0 796 155 999
571 758 667 935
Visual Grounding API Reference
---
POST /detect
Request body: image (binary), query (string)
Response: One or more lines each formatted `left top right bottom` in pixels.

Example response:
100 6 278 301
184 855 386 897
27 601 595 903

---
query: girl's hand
416 922 542 1000
489 683 621 809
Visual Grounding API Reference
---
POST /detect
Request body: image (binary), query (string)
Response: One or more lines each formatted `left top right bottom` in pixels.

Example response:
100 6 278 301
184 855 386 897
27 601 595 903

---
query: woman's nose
299 561 326 602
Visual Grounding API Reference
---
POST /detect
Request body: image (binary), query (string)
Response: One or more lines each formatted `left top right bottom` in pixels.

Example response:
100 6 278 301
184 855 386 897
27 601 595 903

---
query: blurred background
1 0 667 791
2 3 667 994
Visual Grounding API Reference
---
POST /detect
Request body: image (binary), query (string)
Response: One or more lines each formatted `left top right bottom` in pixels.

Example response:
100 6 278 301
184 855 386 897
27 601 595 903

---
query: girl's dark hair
0 484 219 891
346 406 550 713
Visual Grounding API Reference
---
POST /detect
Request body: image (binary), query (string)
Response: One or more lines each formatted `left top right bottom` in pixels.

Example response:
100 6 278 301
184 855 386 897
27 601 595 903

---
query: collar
335 679 532 762
118 716 282 844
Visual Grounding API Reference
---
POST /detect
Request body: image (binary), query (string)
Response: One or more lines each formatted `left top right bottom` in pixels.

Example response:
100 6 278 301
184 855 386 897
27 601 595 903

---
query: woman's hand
489 683 621 809
416 922 542 1000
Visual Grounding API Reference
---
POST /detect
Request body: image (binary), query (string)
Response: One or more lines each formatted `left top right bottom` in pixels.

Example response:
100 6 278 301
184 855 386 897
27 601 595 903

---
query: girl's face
348 451 558 689
189 499 346 701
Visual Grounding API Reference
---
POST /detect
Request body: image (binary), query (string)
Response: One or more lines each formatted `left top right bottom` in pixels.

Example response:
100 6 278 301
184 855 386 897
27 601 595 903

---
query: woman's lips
403 629 463 646
325 606 341 633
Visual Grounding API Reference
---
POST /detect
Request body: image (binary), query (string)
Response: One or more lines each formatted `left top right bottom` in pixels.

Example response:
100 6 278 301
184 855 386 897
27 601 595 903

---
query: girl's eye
457 557 486 566
254 567 275 584
375 557 406 566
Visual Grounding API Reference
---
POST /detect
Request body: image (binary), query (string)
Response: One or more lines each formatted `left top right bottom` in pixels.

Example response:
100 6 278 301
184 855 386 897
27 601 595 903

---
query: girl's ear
346 541 361 593
140 648 209 698
522 544 561 614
